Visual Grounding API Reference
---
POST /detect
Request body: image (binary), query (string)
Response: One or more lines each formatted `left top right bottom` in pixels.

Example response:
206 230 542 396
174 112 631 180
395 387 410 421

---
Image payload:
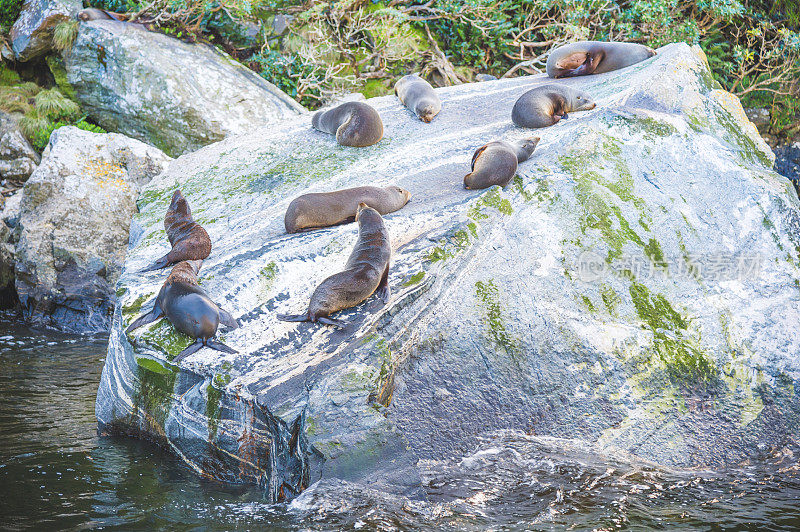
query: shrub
34 88 80 121
0 0 24 33
53 20 80 53
30 119 107 152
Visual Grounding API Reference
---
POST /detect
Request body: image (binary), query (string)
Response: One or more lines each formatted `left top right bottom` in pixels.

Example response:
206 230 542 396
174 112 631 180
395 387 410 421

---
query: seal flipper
172 339 203 363
205 339 238 354
375 264 390 303
277 313 310 322
317 316 345 328
139 253 172 272
218 307 240 329
126 303 163 333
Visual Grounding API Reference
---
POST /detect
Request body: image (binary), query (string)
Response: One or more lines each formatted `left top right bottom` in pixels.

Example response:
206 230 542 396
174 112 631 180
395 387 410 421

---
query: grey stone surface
96 44 799 502
15 126 170 333
63 20 306 157
0 112 39 183
10 0 82 62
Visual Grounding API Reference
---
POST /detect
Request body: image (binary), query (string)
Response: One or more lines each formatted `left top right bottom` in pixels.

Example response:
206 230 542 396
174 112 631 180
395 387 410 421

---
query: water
1 319 799 530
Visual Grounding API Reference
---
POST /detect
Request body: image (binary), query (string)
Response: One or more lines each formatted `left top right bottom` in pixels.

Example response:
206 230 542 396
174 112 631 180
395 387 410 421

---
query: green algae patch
138 320 193 361
468 186 513 220
644 238 666 267
600 284 620 315
259 261 279 297
122 293 153 321
475 280 519 353
628 282 717 384
607 113 678 140
424 224 476 263
206 379 222 441
134 357 178 429
711 101 773 169
403 271 425 286
560 134 651 261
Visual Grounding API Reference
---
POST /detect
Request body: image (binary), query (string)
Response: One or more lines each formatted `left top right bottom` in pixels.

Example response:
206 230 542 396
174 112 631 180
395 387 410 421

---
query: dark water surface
1 320 799 531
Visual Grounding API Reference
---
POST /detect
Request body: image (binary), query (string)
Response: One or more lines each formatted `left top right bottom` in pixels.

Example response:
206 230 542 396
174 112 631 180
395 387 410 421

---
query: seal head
394 74 442 123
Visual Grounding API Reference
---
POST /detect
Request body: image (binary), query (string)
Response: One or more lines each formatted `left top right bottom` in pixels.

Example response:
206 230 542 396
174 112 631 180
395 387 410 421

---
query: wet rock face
97 43 799 500
63 20 305 157
15 126 170 333
10 0 82 62
0 112 40 184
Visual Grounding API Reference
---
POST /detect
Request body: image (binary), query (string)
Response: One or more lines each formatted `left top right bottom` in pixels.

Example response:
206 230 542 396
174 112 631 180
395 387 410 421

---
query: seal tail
139 253 172 272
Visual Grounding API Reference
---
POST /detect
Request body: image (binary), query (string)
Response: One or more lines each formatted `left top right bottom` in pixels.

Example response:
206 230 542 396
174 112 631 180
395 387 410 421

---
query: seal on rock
140 189 212 272
511 84 596 128
464 138 540 190
278 203 391 327
77 8 123 21
126 260 239 363
284 185 411 233
312 102 384 147
394 74 442 123
546 41 656 78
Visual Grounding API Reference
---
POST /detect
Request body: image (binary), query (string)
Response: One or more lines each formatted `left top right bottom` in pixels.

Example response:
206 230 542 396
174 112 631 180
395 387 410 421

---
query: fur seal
464 138 540 190
394 74 441 123
278 203 391 327
312 102 383 147
140 190 212 272
511 84 596 128
126 260 239 363
77 8 123 21
547 41 656 78
284 185 411 233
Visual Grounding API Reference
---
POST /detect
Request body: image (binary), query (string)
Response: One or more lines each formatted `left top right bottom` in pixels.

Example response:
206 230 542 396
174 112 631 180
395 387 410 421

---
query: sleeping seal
547 41 656 78
312 102 384 147
511 84 596 128
394 74 442 123
278 203 391 327
464 138 540 190
126 260 239 363
284 185 411 233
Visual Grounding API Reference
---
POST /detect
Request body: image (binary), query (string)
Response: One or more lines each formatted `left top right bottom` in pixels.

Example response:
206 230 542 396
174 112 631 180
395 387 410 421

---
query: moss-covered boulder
15 126 170 332
62 20 305 158
97 43 799 501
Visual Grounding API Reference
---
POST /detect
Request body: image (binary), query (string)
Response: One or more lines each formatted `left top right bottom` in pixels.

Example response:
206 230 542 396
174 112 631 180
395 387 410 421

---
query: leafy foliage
0 0 24 34
30 119 107 152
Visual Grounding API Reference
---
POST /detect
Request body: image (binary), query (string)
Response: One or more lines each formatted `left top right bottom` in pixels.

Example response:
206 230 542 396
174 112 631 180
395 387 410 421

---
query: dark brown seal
77 8 124 21
394 74 441 123
140 189 211 272
278 203 391 327
284 185 411 233
464 138 539 190
126 260 239 363
312 102 384 147
546 41 656 78
511 84 596 128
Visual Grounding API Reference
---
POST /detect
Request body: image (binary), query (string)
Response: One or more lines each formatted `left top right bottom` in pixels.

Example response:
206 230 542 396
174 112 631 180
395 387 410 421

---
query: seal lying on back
126 260 239 363
312 102 384 147
278 203 391 327
284 185 411 233
511 84 595 128
394 74 441 123
140 189 212 272
464 138 539 190
546 41 656 78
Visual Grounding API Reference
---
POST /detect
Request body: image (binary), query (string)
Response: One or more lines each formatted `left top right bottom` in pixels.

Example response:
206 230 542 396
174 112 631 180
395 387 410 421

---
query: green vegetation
475 279 519 353
0 0 23 33
72 0 793 129
53 20 80 53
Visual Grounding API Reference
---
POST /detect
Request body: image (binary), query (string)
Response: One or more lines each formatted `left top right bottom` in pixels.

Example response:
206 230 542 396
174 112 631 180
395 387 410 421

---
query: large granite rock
9 0 82 62
0 112 39 183
63 20 305 158
96 44 800 501
15 126 170 333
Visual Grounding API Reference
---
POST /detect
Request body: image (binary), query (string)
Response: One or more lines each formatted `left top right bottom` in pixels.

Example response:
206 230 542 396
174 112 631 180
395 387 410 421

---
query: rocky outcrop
15 126 170 333
0 112 39 184
63 20 305 157
9 0 82 62
97 44 799 501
